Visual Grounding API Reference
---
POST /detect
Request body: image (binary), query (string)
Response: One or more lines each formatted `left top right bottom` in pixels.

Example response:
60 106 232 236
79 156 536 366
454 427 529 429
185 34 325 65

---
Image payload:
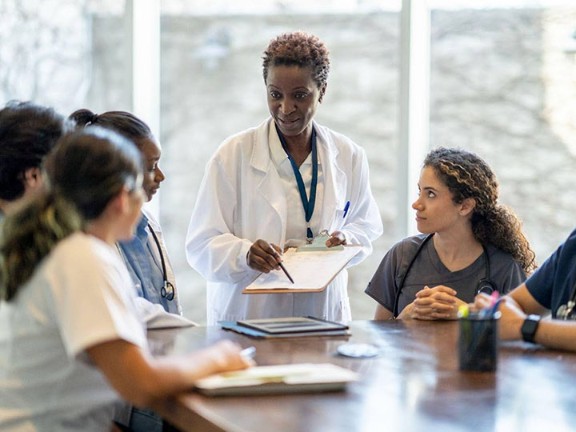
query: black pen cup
458 315 499 372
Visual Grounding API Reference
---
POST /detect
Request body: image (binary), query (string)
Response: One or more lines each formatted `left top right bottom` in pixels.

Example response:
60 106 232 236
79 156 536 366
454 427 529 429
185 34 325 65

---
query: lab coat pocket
329 207 348 233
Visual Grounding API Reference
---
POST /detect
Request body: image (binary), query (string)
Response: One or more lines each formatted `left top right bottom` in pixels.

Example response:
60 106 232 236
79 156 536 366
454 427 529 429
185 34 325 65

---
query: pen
342 201 350 218
479 297 503 319
278 261 294 284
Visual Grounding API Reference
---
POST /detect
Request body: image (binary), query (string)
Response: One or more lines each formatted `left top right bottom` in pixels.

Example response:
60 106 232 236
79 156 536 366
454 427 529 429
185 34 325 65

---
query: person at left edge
0 126 251 432
0 101 70 217
186 31 383 325
69 109 182 316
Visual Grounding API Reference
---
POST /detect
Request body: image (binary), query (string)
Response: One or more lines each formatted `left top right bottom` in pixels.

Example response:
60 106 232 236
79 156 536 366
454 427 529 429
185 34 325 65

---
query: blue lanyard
275 124 318 241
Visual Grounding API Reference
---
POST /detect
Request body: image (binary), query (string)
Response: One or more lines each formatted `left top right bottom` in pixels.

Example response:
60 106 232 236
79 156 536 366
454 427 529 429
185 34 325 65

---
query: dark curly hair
1 127 142 301
262 31 330 102
0 101 70 202
424 147 536 274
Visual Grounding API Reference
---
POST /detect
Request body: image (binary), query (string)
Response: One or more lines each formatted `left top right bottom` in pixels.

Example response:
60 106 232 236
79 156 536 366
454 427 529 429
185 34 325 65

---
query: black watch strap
521 314 541 343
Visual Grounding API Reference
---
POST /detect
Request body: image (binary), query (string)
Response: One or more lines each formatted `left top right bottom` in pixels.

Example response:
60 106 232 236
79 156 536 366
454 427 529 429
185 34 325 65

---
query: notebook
194 363 358 396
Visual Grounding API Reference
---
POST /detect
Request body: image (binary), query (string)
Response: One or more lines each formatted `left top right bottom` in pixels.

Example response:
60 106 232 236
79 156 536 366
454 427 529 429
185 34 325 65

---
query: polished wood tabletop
149 320 576 432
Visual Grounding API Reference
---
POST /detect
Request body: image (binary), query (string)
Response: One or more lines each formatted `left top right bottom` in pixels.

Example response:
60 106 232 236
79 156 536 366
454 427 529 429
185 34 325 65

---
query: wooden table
149 320 576 432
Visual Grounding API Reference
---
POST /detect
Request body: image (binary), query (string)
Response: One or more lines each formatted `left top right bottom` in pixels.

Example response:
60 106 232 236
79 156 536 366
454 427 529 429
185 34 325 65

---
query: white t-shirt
0 232 147 432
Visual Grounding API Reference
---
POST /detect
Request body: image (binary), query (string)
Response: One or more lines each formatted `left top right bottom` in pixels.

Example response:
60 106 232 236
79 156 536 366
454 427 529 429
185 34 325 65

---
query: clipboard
296 231 344 252
243 245 362 294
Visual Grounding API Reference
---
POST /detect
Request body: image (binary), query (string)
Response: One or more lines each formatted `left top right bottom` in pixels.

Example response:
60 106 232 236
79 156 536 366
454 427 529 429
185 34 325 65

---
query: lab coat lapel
315 124 346 232
249 119 286 240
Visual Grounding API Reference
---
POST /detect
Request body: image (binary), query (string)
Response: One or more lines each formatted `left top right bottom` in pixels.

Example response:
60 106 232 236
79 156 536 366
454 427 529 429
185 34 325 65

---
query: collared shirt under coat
118 207 181 315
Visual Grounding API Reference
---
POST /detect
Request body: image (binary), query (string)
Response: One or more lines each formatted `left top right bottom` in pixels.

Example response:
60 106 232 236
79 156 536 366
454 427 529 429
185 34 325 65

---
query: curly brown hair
424 147 536 274
262 31 330 102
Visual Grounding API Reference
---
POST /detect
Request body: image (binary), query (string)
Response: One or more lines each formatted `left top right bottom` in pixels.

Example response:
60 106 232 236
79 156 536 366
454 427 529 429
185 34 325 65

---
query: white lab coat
186 118 383 325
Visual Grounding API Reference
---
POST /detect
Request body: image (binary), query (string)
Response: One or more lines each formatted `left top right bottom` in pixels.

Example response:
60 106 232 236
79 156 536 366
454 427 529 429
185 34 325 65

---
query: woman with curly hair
186 31 382 324
366 147 535 320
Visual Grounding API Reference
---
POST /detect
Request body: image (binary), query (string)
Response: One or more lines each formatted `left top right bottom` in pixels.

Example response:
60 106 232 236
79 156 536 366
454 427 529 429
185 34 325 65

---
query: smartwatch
521 314 541 343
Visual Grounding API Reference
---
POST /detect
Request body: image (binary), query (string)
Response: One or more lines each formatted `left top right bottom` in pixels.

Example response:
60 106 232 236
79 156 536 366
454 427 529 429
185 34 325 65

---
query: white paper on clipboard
243 246 362 293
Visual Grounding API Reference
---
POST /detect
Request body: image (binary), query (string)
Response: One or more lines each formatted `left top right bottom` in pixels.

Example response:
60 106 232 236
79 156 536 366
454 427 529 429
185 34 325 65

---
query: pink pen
480 291 502 318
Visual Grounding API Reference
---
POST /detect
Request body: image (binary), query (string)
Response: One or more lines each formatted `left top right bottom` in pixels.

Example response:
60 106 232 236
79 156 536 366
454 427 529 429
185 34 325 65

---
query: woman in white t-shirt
0 126 251 432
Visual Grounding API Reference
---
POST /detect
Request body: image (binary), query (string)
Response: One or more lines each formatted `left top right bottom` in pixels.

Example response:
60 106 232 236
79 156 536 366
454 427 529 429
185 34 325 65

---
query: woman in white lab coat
186 31 383 325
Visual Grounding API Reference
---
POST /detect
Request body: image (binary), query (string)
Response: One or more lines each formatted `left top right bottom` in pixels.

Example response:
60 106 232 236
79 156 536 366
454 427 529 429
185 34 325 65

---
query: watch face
521 315 541 343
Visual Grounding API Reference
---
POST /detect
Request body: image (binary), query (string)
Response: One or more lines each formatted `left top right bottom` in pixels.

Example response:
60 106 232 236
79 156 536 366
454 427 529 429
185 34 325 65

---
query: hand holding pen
471 291 502 318
473 292 528 341
479 292 504 319
247 239 294 283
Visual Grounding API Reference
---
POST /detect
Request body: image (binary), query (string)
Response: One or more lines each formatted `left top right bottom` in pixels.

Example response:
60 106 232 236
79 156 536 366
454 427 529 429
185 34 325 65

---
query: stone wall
430 8 576 259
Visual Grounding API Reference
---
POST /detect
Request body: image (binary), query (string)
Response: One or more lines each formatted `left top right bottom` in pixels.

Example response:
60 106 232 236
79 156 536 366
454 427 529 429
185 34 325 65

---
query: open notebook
243 246 362 293
194 363 358 396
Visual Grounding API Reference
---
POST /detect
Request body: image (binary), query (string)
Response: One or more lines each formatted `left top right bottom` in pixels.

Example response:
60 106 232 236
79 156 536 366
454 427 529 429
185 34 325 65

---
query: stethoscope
392 233 497 317
147 223 175 301
556 279 576 320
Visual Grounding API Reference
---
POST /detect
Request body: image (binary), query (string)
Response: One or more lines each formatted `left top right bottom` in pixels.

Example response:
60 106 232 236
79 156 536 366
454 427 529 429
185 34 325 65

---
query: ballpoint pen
278 262 294 284
342 201 350 218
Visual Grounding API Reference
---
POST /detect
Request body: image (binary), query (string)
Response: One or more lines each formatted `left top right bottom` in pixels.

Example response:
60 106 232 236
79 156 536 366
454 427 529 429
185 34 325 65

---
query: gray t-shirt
365 234 526 316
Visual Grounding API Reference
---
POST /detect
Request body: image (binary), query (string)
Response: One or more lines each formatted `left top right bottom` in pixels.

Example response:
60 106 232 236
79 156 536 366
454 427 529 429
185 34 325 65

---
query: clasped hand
402 285 465 320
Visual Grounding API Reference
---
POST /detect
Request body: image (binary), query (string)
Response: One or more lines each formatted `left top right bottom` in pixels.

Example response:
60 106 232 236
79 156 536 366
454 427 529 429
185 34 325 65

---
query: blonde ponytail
0 193 82 301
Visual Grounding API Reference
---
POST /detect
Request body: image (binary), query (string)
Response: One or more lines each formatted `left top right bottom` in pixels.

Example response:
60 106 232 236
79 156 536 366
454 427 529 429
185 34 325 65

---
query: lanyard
275 124 318 241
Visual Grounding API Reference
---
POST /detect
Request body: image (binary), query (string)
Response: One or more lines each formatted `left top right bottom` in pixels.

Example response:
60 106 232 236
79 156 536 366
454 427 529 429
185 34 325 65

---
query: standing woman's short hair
262 31 330 102
0 127 143 301
0 101 69 202
424 147 536 274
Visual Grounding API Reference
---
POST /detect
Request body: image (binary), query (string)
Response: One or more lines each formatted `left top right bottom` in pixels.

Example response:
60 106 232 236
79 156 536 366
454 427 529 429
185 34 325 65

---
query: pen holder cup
458 315 499 372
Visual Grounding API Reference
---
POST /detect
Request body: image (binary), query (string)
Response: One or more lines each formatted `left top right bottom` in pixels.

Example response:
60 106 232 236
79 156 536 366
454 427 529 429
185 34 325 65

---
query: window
3 0 573 321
